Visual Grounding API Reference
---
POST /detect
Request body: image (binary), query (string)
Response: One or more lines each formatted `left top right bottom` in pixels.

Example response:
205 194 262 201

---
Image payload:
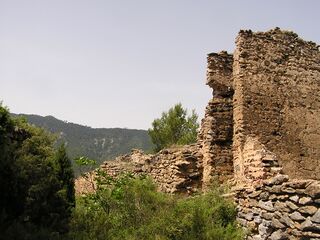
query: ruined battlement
206 51 233 97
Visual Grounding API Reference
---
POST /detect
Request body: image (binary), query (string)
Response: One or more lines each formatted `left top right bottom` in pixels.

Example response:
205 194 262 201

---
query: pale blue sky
1 0 319 129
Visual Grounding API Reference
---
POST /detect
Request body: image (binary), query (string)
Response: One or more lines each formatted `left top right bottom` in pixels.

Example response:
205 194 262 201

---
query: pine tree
148 103 199 152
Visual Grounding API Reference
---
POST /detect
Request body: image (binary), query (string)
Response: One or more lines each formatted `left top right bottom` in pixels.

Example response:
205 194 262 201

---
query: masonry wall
235 175 320 239
233 28 320 182
76 146 203 195
198 52 234 188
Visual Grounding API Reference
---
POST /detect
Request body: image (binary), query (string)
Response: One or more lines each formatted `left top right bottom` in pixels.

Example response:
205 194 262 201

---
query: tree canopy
0 104 75 238
148 103 199 152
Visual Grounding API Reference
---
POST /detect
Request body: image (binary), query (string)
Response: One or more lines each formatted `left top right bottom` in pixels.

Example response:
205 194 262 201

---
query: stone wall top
207 51 233 97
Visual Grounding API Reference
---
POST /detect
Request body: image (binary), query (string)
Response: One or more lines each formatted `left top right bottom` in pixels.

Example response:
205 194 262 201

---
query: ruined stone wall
233 28 320 182
235 175 320 239
76 146 202 195
198 52 234 188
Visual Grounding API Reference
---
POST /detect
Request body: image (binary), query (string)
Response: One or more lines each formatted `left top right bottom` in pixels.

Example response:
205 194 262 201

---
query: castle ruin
76 28 320 239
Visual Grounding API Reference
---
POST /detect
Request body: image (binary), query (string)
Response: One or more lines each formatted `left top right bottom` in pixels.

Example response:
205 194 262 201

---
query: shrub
69 170 243 240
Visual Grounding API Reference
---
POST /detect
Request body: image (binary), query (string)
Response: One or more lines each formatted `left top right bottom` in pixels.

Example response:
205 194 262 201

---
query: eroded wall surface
198 52 234 188
233 28 320 182
76 146 203 195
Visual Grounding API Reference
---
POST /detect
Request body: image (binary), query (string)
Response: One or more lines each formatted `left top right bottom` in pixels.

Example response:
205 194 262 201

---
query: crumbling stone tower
200 28 320 239
199 28 320 187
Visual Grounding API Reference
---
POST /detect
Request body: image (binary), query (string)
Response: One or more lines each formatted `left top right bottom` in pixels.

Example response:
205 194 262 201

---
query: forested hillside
11 114 153 166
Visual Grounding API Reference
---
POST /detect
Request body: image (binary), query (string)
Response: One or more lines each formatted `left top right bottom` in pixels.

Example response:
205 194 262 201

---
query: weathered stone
268 185 282 193
258 200 274 212
272 218 286 228
285 201 298 211
261 211 274 220
274 201 290 212
311 209 320 223
269 229 288 240
289 195 299 203
281 186 296 194
258 220 272 237
305 182 320 198
259 191 269 200
301 231 320 238
298 206 318 215
300 217 320 231
266 175 289 186
299 196 313 205
289 211 305 221
279 213 295 228
253 215 262 224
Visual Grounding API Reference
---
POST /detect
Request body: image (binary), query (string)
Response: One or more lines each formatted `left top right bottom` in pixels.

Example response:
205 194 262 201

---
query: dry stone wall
235 175 320 239
76 146 202 195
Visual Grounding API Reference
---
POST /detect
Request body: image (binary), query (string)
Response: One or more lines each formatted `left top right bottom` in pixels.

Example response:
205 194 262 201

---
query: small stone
279 213 295 228
259 191 269 200
253 215 262 224
258 220 272 237
286 201 298 210
298 206 317 215
301 217 313 230
261 211 274 220
270 194 277 200
272 218 286 228
281 186 296 194
290 229 302 237
311 209 320 223
302 231 320 238
245 212 254 221
268 185 282 193
298 196 312 205
258 200 274 212
266 174 289 185
274 201 290 212
269 229 288 240
289 195 299 203
284 180 310 189
305 182 320 198
289 211 305 221
248 190 262 198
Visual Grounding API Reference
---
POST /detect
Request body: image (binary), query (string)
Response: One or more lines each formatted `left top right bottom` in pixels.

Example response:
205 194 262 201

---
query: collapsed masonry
75 28 320 239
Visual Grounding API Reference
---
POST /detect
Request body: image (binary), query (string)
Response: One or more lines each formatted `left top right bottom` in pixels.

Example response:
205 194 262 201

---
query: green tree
54 144 76 230
148 103 199 152
0 103 75 238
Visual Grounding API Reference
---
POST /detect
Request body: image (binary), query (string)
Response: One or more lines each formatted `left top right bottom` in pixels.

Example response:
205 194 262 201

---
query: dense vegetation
69 169 243 240
3 105 243 239
148 103 199 152
11 113 153 170
0 105 75 239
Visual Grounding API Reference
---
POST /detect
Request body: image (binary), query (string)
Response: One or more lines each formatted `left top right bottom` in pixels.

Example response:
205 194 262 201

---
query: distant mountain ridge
11 113 153 167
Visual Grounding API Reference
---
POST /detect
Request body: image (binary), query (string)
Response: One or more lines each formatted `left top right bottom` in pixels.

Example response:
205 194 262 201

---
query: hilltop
11 113 153 167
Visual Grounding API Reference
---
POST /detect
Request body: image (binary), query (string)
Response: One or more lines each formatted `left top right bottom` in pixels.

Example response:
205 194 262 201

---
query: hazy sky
1 0 319 129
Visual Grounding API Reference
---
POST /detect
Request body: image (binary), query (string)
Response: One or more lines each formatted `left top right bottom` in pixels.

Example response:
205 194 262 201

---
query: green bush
69 171 243 240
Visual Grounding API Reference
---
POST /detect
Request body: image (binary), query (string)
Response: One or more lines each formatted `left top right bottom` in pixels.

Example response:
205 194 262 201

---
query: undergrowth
68 171 243 240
